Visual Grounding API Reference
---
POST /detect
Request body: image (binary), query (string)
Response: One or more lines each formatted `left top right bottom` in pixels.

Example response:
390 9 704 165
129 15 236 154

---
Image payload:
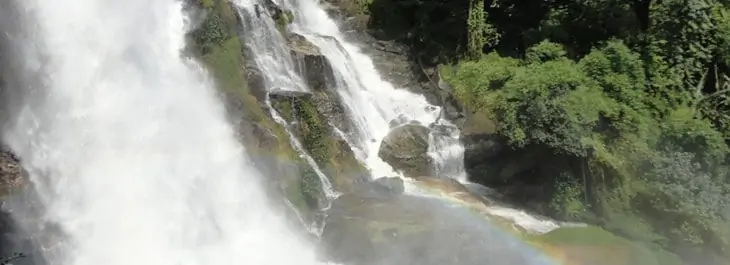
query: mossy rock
529 226 683 265
269 92 367 193
189 0 330 219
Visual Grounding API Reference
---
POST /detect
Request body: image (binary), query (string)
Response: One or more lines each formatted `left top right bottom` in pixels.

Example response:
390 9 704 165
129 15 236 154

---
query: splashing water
231 0 339 207
0 1 331 265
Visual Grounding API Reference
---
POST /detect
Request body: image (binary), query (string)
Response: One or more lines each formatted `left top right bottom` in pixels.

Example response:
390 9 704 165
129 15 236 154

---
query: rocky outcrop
268 91 368 193
377 124 432 178
0 149 23 199
286 33 354 135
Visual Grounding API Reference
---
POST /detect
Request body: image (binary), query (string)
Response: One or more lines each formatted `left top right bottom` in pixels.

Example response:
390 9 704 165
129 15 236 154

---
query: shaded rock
269 88 314 100
288 33 332 92
378 124 432 178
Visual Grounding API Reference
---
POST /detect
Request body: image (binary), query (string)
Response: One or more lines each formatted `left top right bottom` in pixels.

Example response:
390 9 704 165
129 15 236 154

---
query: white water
232 1 307 92
428 120 468 182
231 1 339 204
2 1 330 264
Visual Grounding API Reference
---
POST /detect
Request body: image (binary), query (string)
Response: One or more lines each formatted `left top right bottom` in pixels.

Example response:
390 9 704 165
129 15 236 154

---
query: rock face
378 124 432 178
268 90 368 193
0 149 23 199
286 33 353 135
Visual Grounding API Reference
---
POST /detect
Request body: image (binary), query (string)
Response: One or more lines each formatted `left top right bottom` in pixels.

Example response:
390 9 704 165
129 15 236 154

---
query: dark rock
288 33 332 92
269 88 314 100
378 124 432 178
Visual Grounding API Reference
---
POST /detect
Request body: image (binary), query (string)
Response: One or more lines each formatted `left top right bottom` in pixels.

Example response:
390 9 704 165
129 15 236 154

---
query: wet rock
321 193 540 265
387 114 411 128
378 124 432 178
267 88 367 193
286 33 353 135
269 88 314 100
370 177 405 196
287 33 320 56
0 149 23 199
287 33 332 92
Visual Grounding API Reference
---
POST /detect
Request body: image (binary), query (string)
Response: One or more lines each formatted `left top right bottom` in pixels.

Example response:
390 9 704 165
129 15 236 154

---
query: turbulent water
281 5 442 180
0 1 330 264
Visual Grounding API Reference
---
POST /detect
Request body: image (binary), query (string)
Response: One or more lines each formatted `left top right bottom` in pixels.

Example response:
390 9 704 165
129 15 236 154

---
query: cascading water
427 120 467 182
276 0 447 181
0 1 332 264
239 0 571 233
231 0 307 92
231 0 338 205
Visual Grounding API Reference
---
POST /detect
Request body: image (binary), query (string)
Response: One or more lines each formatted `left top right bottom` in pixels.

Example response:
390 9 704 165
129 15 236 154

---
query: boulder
287 33 320 56
370 177 405 196
321 193 539 265
378 124 432 178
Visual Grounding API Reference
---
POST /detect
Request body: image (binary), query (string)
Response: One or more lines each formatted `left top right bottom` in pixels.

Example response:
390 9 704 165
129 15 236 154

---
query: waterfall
0 0 331 264
428 120 468 182
231 0 338 206
274 0 468 183
231 0 573 234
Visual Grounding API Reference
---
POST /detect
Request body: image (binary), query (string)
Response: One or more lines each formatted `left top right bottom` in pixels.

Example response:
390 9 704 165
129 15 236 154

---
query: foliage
532 226 683 265
291 98 330 165
275 10 294 34
549 172 587 219
441 36 730 263
300 166 324 211
191 11 229 54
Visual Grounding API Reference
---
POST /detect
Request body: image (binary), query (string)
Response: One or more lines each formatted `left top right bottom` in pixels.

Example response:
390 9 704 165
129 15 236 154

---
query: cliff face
0 149 22 199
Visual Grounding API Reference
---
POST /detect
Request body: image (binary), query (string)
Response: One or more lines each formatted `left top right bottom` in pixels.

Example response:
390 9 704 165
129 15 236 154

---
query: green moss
194 0 298 161
199 0 214 9
201 38 247 94
283 171 309 213
275 10 294 34
192 12 229 54
291 98 330 164
300 166 324 210
531 227 683 265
